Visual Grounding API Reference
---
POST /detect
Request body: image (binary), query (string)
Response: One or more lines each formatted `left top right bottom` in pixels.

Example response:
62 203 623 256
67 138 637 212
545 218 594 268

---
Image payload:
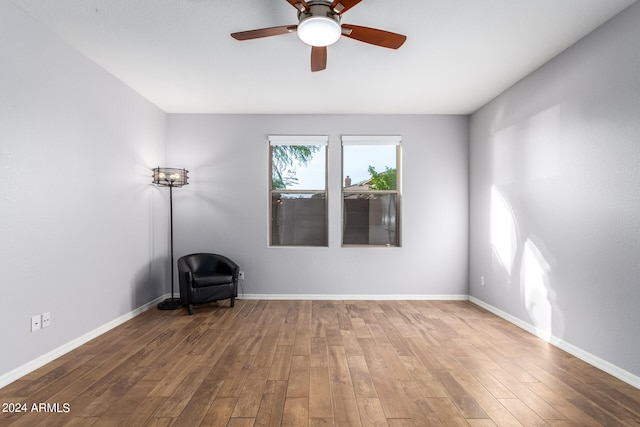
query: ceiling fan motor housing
297 2 342 46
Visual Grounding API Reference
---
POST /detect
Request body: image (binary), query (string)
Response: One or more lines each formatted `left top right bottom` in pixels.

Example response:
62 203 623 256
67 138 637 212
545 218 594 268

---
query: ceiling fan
231 0 407 72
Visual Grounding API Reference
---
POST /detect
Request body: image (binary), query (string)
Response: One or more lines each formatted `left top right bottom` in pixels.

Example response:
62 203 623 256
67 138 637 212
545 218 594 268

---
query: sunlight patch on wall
521 238 553 341
490 186 518 276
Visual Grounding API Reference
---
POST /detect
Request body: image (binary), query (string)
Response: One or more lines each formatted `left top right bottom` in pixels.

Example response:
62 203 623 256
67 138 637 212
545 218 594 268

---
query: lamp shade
152 167 189 187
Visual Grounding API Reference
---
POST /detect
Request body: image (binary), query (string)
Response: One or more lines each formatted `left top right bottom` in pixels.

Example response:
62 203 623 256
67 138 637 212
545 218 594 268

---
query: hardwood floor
1 300 640 426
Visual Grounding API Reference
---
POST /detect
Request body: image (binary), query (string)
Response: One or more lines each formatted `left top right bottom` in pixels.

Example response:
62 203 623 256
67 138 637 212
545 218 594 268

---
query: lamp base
157 297 183 310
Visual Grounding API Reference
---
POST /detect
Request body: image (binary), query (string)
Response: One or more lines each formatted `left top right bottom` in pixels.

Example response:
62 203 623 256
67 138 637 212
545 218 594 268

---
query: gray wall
0 0 168 379
167 114 469 297
469 2 640 378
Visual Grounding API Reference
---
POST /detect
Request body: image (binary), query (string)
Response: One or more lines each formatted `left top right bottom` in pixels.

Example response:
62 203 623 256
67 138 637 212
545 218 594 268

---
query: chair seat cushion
192 273 234 288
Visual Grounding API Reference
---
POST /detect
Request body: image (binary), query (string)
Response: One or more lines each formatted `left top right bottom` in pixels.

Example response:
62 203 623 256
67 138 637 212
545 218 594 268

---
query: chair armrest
177 258 194 297
214 255 240 280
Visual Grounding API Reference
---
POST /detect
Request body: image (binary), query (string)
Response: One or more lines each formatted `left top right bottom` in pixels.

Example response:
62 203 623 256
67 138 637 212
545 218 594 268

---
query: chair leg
188 304 193 315
230 297 235 308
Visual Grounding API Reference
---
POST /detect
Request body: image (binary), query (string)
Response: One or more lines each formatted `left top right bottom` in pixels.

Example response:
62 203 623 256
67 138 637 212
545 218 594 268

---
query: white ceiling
10 0 636 114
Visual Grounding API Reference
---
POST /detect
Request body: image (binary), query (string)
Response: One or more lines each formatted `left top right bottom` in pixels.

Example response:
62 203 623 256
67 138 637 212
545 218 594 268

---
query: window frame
268 135 329 247
341 135 402 247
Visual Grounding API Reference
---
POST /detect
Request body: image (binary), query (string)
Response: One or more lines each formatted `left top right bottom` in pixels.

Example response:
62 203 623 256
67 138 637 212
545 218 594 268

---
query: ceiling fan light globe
297 16 341 46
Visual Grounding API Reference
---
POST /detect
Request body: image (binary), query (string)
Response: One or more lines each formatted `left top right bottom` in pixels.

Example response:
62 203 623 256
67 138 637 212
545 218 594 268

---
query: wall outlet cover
42 312 51 328
31 315 42 332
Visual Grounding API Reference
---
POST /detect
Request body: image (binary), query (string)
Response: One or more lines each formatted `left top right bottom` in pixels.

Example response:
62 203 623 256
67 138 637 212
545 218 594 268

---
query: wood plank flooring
1 300 640 426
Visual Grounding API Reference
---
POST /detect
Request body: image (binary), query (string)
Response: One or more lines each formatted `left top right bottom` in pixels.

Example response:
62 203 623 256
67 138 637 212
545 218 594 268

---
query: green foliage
367 165 396 190
272 145 319 190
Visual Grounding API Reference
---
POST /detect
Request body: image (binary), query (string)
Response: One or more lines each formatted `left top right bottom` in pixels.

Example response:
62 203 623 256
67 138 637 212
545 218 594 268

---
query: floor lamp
153 166 189 310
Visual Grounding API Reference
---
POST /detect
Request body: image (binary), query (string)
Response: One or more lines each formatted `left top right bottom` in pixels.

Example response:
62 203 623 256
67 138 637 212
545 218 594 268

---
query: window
269 135 328 247
342 135 401 246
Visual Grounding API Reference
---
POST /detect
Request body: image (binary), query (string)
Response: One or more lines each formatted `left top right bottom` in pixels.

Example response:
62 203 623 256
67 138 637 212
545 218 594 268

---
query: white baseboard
0 294 168 389
239 293 470 301
469 296 640 390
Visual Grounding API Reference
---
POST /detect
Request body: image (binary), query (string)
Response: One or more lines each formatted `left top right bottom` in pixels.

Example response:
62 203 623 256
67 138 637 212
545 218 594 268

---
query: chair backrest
180 253 225 274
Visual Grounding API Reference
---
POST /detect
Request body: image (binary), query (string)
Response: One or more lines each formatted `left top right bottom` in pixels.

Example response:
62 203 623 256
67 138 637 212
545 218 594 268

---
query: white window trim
269 135 329 146
341 135 402 145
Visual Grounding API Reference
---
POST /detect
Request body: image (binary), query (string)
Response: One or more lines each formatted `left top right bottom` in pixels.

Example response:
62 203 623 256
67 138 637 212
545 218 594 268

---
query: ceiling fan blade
231 25 297 41
311 46 327 72
285 0 308 12
342 24 407 49
331 0 362 14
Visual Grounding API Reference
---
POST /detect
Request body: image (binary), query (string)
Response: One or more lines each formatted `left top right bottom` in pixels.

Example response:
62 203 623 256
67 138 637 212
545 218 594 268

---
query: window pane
342 139 400 247
271 193 327 246
343 145 396 190
272 145 326 191
343 193 398 246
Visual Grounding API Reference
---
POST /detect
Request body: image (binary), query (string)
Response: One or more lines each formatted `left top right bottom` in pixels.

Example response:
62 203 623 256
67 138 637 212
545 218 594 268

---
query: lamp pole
154 167 188 310
169 183 174 301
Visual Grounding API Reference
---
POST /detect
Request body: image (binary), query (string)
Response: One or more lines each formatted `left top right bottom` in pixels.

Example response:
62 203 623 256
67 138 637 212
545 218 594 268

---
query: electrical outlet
31 315 42 332
480 276 486 286
42 312 51 328
239 271 245 280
